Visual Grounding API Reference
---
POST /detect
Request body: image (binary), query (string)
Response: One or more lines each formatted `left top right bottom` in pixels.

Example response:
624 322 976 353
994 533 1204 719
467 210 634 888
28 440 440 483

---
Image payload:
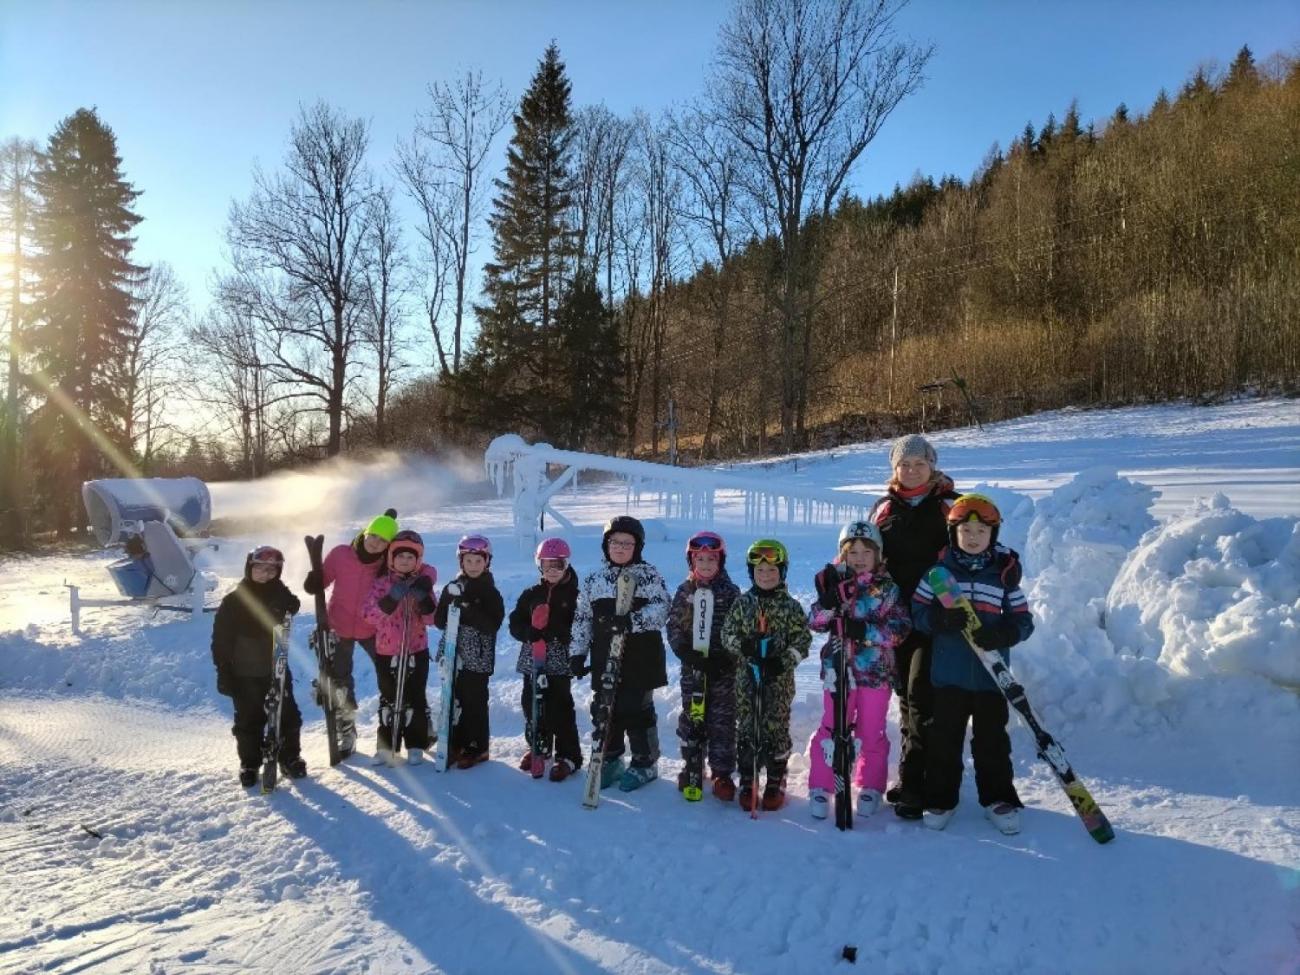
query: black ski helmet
602 514 645 562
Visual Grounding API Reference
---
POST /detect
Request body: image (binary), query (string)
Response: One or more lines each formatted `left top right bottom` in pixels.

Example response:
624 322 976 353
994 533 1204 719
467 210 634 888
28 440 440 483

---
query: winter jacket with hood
571 558 671 690
362 564 439 657
807 561 911 689
870 475 960 603
212 575 301 681
434 570 505 675
911 544 1034 693
310 535 388 639
665 567 741 675
509 566 581 677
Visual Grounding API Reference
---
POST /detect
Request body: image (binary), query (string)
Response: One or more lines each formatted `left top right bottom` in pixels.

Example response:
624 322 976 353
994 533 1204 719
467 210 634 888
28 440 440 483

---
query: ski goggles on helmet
249 545 285 567
947 493 1002 527
745 541 788 566
687 531 725 553
457 534 492 557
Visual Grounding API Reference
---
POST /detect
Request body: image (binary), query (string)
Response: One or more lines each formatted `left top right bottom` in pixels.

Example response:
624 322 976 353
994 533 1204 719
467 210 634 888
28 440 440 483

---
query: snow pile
1106 493 1300 688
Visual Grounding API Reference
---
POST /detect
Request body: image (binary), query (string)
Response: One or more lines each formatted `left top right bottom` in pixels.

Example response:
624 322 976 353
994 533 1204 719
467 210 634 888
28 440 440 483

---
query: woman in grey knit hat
869 434 960 819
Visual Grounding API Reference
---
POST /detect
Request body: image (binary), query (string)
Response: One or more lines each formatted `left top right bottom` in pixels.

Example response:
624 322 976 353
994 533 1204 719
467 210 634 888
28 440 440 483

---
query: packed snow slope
2 399 1298 975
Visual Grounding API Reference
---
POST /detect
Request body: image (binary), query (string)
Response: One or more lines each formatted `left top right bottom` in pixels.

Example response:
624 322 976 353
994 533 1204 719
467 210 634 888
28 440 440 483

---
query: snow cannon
105 521 198 599
82 476 212 547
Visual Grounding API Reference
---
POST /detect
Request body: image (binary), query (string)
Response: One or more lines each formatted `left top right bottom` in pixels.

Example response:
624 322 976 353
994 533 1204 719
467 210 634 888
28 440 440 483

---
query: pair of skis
925 566 1115 844
260 613 293 794
582 571 637 809
680 587 715 801
304 535 354 767
433 583 463 771
746 609 770 820
829 575 858 831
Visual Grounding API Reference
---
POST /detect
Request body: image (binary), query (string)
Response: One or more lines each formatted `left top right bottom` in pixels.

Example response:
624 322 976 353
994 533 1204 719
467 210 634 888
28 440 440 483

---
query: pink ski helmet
685 530 726 570
535 536 572 570
457 533 493 564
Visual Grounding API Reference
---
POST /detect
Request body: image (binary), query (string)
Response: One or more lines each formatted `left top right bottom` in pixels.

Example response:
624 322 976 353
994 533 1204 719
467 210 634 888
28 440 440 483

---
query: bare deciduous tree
119 262 189 469
226 101 377 456
397 69 510 376
713 0 932 449
358 186 407 447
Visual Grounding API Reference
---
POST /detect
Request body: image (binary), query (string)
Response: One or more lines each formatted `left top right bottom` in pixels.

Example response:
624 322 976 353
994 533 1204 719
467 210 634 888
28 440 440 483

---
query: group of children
211 476 1035 834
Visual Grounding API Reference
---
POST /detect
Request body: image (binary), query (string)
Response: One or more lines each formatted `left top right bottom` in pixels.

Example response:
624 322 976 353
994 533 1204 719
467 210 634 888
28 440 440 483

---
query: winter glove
609 612 633 636
388 580 413 601
215 668 234 696
569 655 590 678
303 569 323 595
930 606 970 632
531 604 551 631
410 574 434 595
972 619 1020 651
416 594 437 616
841 617 868 642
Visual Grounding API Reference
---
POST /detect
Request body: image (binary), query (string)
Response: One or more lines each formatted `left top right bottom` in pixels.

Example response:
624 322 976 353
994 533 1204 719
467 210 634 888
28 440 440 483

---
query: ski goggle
746 543 787 566
457 534 492 556
687 532 724 553
947 493 1002 527
249 546 285 567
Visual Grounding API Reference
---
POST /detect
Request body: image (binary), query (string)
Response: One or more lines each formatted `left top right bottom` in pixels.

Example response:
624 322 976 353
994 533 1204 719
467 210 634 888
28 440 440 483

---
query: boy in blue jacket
911 494 1034 834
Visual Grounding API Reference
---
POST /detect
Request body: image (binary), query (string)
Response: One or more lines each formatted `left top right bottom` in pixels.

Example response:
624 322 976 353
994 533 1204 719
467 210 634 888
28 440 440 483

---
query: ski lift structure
485 434 879 545
66 477 219 633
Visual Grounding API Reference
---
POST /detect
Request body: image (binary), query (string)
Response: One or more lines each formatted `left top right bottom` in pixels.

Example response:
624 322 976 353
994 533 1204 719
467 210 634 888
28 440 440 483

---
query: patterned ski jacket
912 545 1034 693
315 537 387 639
361 565 438 657
666 569 742 676
870 475 960 602
434 570 505 676
571 559 671 691
509 567 580 677
807 562 911 690
720 585 812 674
211 578 300 681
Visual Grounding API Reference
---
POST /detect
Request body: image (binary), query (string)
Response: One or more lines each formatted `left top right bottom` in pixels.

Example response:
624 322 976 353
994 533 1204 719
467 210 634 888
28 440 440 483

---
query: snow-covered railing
485 434 879 542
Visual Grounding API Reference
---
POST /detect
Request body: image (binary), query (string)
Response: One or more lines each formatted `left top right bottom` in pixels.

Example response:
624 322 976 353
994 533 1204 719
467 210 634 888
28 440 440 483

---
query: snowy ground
2 398 1299 974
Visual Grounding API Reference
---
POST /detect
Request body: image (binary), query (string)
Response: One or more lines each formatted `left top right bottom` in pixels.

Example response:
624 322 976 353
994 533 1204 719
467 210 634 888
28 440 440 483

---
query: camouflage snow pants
735 666 796 784
675 665 737 777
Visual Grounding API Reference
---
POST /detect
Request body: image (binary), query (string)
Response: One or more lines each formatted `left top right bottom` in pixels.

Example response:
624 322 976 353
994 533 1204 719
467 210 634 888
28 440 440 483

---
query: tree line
2 0 1295 547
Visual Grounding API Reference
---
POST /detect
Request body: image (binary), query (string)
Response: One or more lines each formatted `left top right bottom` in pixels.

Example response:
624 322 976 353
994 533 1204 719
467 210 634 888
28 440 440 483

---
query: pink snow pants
807 685 891 793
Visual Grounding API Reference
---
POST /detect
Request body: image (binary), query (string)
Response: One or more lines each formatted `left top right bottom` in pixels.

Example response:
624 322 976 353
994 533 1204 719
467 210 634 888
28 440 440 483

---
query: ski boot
407 748 425 766
600 757 626 790
923 807 955 830
279 756 308 780
239 767 258 788
519 751 536 773
618 763 658 792
984 802 1021 835
761 777 786 812
549 757 578 782
809 788 830 820
857 788 882 818
892 789 924 820
712 774 737 803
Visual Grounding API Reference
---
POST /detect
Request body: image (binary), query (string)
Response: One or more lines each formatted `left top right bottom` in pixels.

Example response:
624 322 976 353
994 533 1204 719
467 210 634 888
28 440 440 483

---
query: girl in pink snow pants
806 521 911 820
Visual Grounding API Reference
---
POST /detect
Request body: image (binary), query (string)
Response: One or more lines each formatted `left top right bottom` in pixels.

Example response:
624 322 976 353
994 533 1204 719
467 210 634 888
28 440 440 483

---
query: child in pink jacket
362 529 438 765
806 521 911 820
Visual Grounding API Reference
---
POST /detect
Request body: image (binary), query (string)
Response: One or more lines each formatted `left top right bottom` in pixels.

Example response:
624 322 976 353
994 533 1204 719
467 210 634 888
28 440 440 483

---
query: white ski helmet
838 520 883 552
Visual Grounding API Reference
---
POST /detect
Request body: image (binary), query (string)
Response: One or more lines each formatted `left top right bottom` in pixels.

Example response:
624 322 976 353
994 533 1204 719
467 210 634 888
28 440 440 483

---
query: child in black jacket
211 545 303 787
509 537 583 782
433 534 505 769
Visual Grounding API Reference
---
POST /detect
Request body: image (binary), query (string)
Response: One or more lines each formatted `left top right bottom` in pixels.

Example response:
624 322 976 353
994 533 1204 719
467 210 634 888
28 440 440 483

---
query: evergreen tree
468 42 577 440
29 108 142 534
1223 46 1260 94
553 273 621 449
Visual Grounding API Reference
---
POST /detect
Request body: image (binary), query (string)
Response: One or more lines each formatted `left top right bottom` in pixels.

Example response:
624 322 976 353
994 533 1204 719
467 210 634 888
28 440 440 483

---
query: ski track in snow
2 398 1299 974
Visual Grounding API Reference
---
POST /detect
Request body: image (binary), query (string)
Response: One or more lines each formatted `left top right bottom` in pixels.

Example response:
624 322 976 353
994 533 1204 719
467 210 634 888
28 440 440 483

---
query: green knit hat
364 508 399 542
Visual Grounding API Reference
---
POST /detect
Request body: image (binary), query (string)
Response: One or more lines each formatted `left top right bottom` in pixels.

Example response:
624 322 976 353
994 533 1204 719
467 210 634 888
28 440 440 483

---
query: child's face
250 562 279 583
956 520 993 555
607 532 636 565
842 540 878 574
461 552 487 577
895 457 932 490
691 550 720 581
540 559 566 583
392 551 418 574
753 562 781 590
363 533 389 555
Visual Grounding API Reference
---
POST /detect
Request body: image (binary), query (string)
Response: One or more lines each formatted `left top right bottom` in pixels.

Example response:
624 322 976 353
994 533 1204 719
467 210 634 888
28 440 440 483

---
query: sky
3 0 1297 320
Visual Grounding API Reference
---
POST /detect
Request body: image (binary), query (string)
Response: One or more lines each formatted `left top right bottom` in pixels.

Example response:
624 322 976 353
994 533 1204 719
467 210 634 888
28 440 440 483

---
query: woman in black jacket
870 435 959 818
